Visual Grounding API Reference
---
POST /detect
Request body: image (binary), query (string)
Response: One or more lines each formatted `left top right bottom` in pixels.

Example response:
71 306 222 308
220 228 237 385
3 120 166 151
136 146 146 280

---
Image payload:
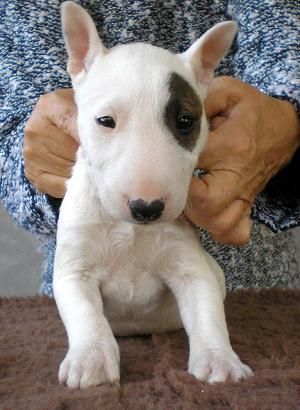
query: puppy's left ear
180 21 238 87
61 1 106 83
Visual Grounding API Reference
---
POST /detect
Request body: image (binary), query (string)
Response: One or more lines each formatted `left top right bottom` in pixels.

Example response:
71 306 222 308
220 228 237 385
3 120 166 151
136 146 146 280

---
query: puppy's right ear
61 1 106 82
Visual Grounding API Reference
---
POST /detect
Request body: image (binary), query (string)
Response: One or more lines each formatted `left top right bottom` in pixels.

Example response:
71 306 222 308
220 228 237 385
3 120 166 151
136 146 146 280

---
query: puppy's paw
188 348 253 383
58 338 120 389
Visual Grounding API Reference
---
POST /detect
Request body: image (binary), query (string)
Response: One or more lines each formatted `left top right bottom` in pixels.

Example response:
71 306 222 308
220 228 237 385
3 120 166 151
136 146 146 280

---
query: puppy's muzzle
128 199 165 223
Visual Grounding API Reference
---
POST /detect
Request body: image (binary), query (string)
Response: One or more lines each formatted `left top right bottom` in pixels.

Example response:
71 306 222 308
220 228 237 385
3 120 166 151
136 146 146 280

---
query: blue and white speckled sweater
0 1 299 296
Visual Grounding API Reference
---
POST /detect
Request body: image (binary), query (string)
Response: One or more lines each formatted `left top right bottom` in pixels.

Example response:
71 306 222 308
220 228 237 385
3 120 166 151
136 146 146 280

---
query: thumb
188 170 241 216
44 89 80 143
51 106 80 143
204 76 242 120
215 215 252 246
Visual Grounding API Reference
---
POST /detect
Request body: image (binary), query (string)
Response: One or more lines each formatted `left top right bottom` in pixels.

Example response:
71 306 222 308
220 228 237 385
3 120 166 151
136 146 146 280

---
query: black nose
128 199 165 222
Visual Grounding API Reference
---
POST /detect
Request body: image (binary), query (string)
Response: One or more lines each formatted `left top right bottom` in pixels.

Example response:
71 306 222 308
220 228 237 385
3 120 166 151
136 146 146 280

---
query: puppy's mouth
133 219 159 225
132 212 163 224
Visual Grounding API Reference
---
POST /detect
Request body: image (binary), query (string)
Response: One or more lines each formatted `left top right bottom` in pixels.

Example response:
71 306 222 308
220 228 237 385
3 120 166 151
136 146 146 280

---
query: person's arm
228 0 300 232
228 0 299 114
0 1 73 234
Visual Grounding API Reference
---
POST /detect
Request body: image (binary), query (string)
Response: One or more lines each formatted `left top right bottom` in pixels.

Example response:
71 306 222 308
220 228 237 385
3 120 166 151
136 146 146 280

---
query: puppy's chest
101 269 166 318
95 223 177 311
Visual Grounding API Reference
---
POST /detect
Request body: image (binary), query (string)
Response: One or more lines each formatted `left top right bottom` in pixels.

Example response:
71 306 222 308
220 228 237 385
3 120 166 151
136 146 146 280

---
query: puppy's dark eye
176 115 194 134
96 116 116 128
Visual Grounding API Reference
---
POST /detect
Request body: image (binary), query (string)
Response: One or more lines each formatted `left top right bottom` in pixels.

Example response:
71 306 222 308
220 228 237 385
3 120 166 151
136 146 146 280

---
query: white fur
54 1 252 389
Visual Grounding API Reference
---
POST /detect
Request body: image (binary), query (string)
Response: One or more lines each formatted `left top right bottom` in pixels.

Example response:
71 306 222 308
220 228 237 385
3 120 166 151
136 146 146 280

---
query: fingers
220 215 252 246
24 125 77 183
207 202 252 246
24 123 78 162
47 104 79 143
188 172 241 217
191 76 299 246
37 89 80 142
204 76 243 119
186 191 251 245
23 88 79 197
31 172 68 199
25 152 74 180
187 78 255 245
204 199 251 238
44 124 78 162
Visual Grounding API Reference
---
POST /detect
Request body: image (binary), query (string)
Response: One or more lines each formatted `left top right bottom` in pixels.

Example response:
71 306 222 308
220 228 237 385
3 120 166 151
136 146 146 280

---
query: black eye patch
96 116 116 129
165 72 202 151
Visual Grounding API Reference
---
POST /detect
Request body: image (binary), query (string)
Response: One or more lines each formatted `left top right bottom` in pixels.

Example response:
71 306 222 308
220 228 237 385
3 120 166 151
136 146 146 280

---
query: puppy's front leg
165 259 252 383
53 241 119 389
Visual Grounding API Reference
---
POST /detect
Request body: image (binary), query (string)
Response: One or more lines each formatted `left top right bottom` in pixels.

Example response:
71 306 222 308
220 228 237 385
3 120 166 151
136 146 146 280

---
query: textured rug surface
0 289 300 409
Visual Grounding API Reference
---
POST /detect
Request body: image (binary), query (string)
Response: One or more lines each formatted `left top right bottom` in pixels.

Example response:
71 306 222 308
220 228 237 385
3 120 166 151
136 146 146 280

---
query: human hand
23 88 79 198
185 76 300 245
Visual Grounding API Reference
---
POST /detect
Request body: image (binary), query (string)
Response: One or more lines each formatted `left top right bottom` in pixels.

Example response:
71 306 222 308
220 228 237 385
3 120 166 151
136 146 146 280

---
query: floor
0 203 299 296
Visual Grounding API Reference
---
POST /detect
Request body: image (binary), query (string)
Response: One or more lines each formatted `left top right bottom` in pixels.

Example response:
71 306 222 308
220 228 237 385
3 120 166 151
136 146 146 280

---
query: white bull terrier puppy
53 1 253 389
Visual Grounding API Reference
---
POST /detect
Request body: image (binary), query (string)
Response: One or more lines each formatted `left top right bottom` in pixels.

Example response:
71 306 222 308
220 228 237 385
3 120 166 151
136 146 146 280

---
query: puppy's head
61 1 237 224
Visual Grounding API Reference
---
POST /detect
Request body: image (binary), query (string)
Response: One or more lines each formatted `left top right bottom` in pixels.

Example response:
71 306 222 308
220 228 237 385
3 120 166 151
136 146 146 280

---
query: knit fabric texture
0 0 299 296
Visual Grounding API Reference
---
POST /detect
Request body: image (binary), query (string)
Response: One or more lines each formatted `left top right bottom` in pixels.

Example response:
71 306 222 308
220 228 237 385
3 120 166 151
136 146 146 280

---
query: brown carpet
0 289 299 409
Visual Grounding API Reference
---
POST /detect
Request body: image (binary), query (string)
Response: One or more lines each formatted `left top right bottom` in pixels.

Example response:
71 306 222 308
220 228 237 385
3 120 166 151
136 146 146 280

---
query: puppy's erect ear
180 21 238 87
61 1 106 81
